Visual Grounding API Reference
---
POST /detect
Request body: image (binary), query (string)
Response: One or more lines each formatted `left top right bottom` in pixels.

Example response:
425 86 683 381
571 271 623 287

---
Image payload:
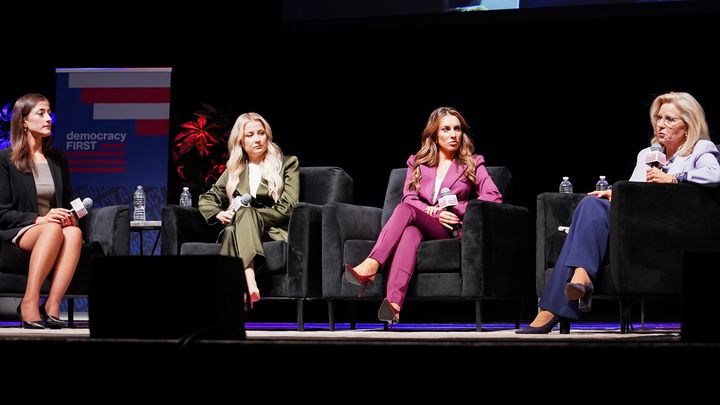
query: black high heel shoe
515 315 561 334
39 305 65 329
377 298 400 326
565 282 594 313
16 304 45 329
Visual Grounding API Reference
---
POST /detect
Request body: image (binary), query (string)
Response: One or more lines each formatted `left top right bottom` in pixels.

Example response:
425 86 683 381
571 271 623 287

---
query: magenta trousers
369 202 452 308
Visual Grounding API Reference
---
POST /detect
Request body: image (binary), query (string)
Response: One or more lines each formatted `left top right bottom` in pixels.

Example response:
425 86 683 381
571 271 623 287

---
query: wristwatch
673 172 687 183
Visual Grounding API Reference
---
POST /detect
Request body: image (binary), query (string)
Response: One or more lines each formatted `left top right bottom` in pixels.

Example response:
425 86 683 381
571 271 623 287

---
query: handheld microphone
645 144 666 169
438 187 460 237
231 193 252 212
69 197 93 219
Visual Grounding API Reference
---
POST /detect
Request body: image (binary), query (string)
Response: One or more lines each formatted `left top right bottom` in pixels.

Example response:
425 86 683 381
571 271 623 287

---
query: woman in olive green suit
199 112 299 306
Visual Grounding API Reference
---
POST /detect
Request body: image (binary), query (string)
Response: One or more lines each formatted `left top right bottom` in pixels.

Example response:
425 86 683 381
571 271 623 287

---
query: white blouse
248 163 261 197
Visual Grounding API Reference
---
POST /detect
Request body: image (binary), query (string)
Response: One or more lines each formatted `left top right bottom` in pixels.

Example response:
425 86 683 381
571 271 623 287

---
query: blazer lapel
441 159 467 191
235 166 250 196
19 171 38 212
420 164 437 202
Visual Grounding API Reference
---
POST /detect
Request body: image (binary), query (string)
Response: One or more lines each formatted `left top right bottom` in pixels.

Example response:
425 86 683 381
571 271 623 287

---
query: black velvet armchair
160 167 353 331
536 180 720 332
0 205 130 324
322 167 530 331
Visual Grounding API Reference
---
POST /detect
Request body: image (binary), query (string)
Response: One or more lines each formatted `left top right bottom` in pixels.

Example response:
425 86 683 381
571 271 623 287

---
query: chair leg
619 298 632 333
516 298 523 329
67 298 75 328
349 301 357 330
475 300 482 332
328 299 335 331
296 298 305 332
640 300 645 330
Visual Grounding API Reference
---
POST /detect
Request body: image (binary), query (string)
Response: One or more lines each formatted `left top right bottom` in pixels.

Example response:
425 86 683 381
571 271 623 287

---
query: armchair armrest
461 200 530 297
160 205 220 255
321 202 382 296
286 202 323 297
609 181 720 295
84 205 130 256
535 192 586 296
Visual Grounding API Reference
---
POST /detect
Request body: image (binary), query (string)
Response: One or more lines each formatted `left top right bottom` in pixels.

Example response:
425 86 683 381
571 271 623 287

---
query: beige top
34 162 55 216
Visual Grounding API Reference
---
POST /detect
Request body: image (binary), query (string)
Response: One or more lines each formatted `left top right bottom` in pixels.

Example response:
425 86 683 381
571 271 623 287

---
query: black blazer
0 148 73 242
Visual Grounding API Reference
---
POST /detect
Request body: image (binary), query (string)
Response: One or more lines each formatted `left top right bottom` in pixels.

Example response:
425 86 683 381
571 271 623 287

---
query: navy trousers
538 196 610 319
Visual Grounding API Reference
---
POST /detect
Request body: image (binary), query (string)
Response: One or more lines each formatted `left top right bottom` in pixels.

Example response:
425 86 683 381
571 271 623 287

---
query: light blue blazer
629 139 720 184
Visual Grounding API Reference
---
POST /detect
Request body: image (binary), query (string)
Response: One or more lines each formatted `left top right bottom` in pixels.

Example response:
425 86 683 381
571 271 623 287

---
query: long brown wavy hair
408 107 476 191
10 93 53 174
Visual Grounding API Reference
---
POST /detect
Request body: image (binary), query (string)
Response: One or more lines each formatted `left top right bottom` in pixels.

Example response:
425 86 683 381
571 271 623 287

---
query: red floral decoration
172 103 230 195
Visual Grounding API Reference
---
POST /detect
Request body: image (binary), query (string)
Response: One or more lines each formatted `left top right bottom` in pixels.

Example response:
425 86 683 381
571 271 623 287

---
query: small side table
130 220 162 256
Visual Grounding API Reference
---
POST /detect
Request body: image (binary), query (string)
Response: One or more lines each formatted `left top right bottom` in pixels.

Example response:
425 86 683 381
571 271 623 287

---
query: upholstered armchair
0 205 130 325
160 167 353 331
536 180 720 332
322 167 530 331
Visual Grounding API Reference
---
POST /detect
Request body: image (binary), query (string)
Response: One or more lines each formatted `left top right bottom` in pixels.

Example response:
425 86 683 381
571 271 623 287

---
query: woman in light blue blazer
517 91 720 334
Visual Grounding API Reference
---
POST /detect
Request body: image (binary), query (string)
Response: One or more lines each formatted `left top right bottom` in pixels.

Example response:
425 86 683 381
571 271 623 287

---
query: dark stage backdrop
0 1 717 322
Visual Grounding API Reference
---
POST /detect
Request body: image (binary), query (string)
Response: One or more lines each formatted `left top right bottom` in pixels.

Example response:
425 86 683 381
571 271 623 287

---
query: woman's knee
62 226 83 248
400 225 422 242
40 223 64 243
392 202 415 218
577 196 610 214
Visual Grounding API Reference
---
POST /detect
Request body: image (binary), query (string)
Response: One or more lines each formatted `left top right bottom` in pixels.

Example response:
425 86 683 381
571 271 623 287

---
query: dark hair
10 93 52 173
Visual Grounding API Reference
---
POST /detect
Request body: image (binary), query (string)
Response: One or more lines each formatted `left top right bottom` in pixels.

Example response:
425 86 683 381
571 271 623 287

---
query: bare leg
245 260 260 306
352 257 380 278
44 227 83 317
17 224 64 321
528 309 556 327
570 267 592 286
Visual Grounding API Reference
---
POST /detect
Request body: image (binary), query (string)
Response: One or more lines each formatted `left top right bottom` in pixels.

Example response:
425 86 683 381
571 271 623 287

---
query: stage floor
0 322 680 342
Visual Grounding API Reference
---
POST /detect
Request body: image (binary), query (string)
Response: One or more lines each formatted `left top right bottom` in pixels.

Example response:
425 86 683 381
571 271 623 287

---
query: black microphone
68 197 93 219
645 144 666 169
438 187 460 237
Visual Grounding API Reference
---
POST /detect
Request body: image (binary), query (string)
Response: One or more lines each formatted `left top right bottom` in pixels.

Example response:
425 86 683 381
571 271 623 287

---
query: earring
23 126 27 132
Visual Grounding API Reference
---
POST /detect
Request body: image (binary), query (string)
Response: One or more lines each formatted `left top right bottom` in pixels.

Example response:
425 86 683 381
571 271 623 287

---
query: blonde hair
408 107 476 191
649 92 710 157
225 112 284 202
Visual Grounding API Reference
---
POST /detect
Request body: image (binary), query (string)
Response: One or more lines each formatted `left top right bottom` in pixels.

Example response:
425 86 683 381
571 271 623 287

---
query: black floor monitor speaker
682 250 720 342
89 255 246 339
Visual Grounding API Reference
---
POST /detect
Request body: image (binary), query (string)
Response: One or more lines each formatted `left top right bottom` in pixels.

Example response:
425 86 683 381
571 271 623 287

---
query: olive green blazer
198 155 300 241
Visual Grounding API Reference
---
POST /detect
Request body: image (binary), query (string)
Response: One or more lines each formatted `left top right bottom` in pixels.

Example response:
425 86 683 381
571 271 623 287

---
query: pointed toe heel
377 299 400 327
344 264 376 297
16 304 45 330
515 315 562 334
565 282 594 313
40 305 65 329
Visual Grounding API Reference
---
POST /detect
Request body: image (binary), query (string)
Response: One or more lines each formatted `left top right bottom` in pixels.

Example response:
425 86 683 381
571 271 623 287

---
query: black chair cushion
180 240 287 275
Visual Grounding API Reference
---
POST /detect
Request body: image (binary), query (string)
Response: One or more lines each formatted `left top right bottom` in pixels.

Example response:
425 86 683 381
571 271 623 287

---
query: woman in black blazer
0 93 82 329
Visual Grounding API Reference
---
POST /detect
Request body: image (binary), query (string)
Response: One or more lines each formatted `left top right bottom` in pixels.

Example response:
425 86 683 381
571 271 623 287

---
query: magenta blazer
400 154 502 220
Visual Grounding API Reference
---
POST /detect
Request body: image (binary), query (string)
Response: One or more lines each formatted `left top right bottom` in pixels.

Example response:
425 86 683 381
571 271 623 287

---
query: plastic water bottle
133 185 146 221
179 187 192 207
559 177 573 193
596 176 609 191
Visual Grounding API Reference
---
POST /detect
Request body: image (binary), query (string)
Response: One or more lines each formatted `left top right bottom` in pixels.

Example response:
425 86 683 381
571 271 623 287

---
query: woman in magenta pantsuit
344 107 503 324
